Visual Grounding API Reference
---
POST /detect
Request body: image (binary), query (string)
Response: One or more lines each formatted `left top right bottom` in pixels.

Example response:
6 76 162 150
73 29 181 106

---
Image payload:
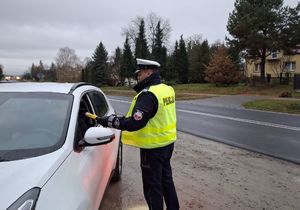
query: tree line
8 0 298 85
82 15 242 86
76 1 300 86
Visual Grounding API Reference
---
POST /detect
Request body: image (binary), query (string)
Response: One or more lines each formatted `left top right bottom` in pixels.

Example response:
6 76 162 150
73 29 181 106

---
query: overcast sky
0 0 297 75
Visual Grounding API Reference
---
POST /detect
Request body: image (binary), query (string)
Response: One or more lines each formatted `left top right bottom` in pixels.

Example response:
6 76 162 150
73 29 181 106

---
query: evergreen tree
210 41 223 55
227 44 243 70
92 42 108 86
151 21 167 78
160 46 167 79
281 3 300 52
135 19 149 59
30 63 38 81
165 41 178 83
146 12 172 50
227 0 299 82
39 60 45 71
0 64 4 80
205 46 240 86
83 60 94 83
200 40 211 78
173 41 180 81
121 37 135 86
48 62 57 81
188 40 210 83
22 71 32 80
37 60 45 81
177 35 189 84
122 13 171 54
152 21 163 60
113 47 122 84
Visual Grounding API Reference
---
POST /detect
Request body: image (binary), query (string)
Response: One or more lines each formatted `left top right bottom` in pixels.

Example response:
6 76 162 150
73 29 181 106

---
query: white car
0 82 122 210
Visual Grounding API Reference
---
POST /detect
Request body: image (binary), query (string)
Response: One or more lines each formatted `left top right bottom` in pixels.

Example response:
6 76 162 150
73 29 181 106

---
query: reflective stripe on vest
121 84 177 149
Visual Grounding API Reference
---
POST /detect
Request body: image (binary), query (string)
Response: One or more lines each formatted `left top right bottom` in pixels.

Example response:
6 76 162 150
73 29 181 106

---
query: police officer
94 58 179 210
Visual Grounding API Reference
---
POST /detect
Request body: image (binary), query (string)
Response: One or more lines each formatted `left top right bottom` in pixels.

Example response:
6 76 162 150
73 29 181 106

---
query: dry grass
101 83 300 100
243 99 300 114
101 86 214 100
172 83 300 97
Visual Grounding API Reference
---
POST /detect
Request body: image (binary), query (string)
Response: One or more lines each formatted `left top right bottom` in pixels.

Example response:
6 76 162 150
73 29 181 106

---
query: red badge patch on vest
133 109 144 121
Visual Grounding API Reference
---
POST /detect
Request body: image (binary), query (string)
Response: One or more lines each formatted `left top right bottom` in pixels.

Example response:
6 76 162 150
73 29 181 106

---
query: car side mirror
79 127 115 147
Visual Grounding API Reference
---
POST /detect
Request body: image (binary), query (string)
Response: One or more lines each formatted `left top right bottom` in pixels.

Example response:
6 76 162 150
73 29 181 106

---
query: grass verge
172 83 300 97
101 86 214 100
243 99 300 114
102 83 300 98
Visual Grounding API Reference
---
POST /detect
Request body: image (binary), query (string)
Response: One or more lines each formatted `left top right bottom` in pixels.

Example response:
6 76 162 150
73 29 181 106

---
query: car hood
0 148 69 209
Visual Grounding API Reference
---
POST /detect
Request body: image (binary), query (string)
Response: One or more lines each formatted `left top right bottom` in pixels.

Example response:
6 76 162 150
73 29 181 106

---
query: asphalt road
108 95 300 164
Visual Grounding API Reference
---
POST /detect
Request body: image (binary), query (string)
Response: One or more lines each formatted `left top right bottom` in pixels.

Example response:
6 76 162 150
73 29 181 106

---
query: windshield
0 92 73 161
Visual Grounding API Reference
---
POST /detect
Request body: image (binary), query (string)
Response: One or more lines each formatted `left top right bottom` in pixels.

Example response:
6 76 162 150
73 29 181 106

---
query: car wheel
111 142 122 182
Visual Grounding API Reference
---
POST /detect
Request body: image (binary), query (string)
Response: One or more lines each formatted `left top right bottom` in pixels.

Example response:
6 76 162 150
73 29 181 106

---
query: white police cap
135 58 160 74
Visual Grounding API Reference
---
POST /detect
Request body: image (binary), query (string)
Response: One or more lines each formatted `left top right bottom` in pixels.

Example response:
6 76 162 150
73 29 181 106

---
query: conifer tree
37 60 45 81
83 60 94 83
121 37 135 86
113 47 122 84
227 0 300 82
48 62 57 81
30 63 38 81
152 21 163 60
188 40 210 83
165 41 179 83
135 19 149 59
0 64 4 80
281 3 300 52
200 40 211 79
177 35 189 84
159 46 167 79
151 21 167 78
92 42 108 86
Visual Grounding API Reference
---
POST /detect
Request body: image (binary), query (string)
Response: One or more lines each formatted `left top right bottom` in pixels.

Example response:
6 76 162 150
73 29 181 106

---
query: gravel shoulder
99 132 300 210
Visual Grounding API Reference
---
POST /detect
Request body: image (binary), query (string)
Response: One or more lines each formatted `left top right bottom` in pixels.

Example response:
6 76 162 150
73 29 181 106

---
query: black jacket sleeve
118 92 158 131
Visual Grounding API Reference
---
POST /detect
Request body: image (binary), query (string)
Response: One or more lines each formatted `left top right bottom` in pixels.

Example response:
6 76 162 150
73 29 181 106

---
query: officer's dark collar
133 72 161 93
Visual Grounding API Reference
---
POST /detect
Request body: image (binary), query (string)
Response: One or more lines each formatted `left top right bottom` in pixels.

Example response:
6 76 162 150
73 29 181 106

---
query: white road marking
109 98 300 132
177 109 300 132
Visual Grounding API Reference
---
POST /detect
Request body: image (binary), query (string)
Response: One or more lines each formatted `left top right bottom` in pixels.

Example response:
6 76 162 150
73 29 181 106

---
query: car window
0 92 72 161
88 91 108 117
76 94 96 140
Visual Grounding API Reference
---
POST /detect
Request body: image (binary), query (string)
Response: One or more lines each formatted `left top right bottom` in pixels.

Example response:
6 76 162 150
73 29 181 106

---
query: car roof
0 82 89 94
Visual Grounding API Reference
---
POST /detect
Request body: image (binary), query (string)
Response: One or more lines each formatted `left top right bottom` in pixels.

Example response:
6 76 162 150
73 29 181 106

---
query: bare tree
146 12 171 50
83 57 92 68
55 47 82 71
270 54 292 78
186 34 203 47
122 12 171 51
121 16 144 47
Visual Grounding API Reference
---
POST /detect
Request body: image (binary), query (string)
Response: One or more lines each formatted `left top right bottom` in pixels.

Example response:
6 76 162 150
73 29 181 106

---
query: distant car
0 82 122 210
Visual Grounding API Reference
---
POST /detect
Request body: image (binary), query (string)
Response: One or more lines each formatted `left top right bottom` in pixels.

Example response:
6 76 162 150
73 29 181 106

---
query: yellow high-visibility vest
122 84 177 149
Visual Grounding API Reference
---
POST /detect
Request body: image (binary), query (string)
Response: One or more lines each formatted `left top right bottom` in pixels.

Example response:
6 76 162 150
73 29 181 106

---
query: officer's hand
96 116 109 127
105 114 121 128
85 112 120 128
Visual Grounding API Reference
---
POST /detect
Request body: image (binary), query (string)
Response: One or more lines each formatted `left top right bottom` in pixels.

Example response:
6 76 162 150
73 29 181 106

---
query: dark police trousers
140 143 179 210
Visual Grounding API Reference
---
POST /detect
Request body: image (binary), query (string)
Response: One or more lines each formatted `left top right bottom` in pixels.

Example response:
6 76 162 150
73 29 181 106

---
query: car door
87 91 117 182
37 90 115 210
75 92 112 209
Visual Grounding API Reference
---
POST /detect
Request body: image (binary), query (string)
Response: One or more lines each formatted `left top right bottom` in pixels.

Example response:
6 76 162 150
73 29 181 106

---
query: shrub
205 47 240 86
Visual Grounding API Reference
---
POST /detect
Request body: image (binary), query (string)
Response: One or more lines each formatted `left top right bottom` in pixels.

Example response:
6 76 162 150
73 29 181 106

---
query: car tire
111 142 122 182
